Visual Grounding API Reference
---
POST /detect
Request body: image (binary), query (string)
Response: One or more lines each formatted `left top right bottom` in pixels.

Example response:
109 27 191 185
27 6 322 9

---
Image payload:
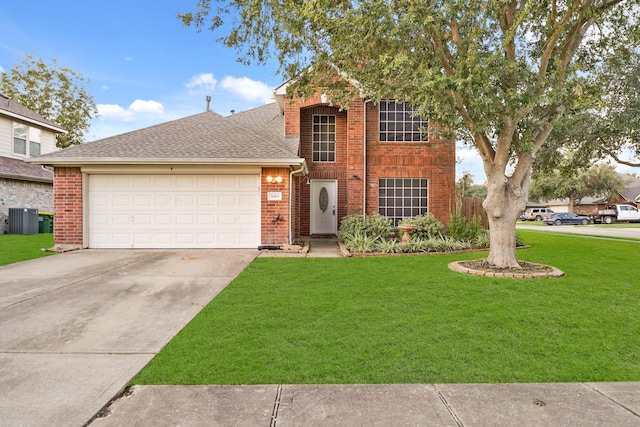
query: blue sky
1 1 571 184
0 1 283 140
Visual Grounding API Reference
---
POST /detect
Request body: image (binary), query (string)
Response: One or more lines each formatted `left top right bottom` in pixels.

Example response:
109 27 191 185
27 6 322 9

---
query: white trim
0 110 66 133
80 164 263 174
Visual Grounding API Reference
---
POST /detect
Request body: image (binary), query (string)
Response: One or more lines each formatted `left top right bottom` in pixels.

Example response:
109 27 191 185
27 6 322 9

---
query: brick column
261 167 290 245
53 167 83 248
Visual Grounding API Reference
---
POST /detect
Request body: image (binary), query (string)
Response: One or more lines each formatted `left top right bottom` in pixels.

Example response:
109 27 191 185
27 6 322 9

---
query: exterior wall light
266 176 283 183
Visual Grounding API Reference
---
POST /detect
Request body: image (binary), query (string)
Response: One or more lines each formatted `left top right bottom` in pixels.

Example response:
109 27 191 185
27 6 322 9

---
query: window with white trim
378 178 429 226
379 100 428 142
12 123 42 157
30 127 42 156
312 115 336 162
13 123 27 155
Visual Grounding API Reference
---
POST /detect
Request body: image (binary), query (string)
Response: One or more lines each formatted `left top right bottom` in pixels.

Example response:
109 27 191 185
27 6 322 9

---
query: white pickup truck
591 204 640 224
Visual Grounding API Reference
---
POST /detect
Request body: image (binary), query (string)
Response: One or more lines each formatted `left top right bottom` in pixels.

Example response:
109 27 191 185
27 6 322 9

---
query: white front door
310 179 337 235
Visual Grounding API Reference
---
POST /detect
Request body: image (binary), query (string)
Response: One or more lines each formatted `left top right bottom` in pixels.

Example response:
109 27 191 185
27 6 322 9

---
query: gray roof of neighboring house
619 174 640 202
0 156 53 183
29 103 303 166
0 94 66 133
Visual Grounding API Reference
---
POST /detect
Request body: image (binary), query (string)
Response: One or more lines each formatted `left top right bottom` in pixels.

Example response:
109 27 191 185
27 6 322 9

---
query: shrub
341 229 380 253
447 211 485 241
338 213 393 241
399 213 445 239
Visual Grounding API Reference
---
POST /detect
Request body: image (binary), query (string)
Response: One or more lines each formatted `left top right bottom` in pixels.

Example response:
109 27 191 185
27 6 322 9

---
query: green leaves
0 54 97 148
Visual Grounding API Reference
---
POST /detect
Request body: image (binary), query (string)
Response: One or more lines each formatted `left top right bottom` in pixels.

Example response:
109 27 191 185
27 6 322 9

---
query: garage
88 174 260 249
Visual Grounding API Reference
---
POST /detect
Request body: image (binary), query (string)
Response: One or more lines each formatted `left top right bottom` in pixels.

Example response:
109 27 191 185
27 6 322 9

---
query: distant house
526 173 640 215
0 94 65 232
30 84 455 250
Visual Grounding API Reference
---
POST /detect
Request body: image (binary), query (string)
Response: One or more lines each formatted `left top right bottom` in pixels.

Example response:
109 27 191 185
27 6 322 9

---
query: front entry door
310 179 337 235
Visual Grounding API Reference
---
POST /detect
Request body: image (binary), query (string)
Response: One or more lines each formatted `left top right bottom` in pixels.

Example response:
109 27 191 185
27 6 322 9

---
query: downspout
363 100 369 216
289 162 308 244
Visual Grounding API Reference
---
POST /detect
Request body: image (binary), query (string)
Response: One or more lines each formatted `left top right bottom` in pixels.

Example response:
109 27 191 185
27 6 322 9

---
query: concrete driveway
0 249 257 426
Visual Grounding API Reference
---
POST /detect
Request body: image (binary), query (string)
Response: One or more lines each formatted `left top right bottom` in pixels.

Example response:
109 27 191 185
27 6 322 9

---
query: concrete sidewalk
90 382 640 426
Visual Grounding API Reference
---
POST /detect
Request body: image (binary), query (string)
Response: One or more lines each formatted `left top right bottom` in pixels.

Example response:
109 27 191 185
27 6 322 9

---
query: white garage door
88 174 260 248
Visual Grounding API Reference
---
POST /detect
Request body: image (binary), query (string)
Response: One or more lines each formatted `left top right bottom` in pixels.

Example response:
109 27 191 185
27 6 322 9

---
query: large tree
179 0 639 267
1 54 97 148
529 162 624 212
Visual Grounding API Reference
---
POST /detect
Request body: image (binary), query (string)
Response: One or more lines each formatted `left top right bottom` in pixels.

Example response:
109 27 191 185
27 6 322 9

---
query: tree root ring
448 260 565 279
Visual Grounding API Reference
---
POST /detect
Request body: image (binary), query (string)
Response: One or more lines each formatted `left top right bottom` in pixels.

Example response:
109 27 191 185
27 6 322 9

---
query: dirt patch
449 259 564 278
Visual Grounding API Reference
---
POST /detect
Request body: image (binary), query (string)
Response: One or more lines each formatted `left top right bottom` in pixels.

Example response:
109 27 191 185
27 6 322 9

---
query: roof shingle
31 103 301 165
0 156 53 183
0 94 66 133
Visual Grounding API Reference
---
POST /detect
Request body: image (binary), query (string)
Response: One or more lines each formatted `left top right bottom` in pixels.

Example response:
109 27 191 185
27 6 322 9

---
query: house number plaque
267 192 282 201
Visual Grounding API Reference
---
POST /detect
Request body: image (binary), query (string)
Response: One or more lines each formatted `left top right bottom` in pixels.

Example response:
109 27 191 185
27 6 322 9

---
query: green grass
0 234 55 266
132 230 640 385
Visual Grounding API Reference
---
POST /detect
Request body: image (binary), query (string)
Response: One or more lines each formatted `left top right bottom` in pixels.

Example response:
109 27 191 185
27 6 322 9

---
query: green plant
399 213 445 239
341 229 381 253
339 213 394 250
447 211 485 241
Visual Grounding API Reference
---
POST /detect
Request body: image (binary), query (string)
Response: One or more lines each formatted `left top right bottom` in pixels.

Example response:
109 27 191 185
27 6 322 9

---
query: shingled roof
620 173 640 203
0 156 53 183
29 103 302 167
0 94 66 133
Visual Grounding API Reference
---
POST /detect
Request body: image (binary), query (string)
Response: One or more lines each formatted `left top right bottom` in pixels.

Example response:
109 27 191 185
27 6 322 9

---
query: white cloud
102 85 110 91
0 66 5 74
129 99 164 114
124 55 133 61
97 99 165 121
97 104 132 121
220 76 273 102
186 73 217 91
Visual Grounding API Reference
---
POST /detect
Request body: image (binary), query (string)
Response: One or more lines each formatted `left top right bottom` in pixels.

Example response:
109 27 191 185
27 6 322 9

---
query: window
29 128 41 156
379 100 428 142
13 123 27 155
378 178 428 225
312 115 336 162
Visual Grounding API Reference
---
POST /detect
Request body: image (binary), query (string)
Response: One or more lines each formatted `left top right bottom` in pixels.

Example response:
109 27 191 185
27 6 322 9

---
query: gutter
25 157 305 167
289 161 309 244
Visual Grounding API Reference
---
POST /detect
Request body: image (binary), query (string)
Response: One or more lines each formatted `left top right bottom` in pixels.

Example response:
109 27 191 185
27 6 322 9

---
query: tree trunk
483 172 529 268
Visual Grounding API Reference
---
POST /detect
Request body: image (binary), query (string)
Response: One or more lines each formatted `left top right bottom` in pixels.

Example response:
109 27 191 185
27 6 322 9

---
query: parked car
521 208 555 221
543 212 591 226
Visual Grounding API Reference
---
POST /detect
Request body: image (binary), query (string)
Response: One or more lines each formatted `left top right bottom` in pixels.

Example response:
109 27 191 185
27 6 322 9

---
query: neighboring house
526 174 640 216
0 94 65 233
29 87 455 250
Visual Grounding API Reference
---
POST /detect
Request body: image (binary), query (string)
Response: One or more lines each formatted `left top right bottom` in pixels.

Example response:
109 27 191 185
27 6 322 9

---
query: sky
1 1 634 184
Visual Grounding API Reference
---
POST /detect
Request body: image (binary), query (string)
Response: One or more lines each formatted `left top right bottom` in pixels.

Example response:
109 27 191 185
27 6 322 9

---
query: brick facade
286 96 455 238
45 92 455 249
0 178 54 234
261 167 290 245
53 167 83 247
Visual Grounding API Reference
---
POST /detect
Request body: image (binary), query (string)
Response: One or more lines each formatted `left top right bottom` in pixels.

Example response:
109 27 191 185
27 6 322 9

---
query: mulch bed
450 259 564 278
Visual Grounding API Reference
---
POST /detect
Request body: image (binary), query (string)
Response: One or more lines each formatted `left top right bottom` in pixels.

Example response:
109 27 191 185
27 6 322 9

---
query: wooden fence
458 197 489 229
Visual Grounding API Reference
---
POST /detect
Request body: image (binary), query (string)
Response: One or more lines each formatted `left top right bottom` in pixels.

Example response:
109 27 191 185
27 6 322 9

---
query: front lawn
133 230 640 385
0 234 54 266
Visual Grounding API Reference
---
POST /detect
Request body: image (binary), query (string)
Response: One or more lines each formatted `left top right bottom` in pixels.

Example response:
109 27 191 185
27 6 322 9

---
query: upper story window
379 100 428 142
12 123 42 157
30 128 42 156
312 115 336 162
13 123 27 155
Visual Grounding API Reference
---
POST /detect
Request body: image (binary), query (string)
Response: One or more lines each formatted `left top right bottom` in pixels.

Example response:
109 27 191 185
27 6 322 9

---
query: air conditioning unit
8 208 39 235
